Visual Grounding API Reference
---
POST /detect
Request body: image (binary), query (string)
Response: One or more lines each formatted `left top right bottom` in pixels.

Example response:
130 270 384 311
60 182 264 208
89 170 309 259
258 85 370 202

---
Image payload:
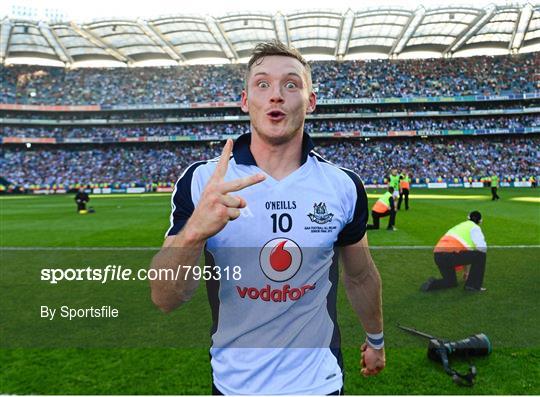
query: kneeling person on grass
367 187 397 231
75 188 90 214
421 211 487 292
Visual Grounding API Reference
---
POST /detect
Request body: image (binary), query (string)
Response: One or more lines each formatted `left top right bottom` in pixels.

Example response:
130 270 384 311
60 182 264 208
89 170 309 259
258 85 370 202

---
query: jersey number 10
271 213 292 233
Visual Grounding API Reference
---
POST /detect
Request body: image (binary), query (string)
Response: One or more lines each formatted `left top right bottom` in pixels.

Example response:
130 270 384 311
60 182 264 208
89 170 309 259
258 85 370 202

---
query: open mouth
266 110 286 121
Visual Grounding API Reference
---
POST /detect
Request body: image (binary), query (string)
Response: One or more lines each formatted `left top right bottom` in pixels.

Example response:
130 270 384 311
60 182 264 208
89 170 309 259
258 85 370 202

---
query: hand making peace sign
184 139 266 243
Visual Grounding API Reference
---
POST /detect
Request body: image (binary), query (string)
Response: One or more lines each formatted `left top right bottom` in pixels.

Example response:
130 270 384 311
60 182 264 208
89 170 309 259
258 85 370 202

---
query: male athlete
150 41 385 395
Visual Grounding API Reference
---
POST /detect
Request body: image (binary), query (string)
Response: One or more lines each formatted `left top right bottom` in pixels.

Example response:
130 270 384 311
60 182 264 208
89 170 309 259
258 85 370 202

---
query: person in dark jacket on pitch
75 188 90 213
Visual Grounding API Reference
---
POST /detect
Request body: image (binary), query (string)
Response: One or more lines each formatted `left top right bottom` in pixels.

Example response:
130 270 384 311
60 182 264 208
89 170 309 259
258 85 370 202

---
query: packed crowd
2 115 538 139
2 100 537 121
1 53 537 105
2 136 537 186
305 115 539 133
315 136 539 183
313 101 540 114
0 109 244 120
1 123 251 139
1 144 221 186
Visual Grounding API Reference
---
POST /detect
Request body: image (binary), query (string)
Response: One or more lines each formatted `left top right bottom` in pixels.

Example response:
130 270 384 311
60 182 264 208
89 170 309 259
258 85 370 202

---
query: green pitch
1 188 539 394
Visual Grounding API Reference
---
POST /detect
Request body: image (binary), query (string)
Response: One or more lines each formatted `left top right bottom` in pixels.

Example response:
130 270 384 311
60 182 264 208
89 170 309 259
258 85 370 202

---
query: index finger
213 139 233 180
221 173 266 193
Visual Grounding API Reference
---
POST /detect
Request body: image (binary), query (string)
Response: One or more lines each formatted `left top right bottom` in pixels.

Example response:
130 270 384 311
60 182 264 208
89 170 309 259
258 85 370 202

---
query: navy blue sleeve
165 162 205 237
336 170 368 246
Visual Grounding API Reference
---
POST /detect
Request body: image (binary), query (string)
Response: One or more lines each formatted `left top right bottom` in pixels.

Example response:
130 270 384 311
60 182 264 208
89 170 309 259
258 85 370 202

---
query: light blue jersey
167 133 368 395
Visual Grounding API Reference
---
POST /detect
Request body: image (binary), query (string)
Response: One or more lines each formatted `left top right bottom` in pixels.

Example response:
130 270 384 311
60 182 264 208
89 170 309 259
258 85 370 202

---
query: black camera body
398 325 492 387
428 333 492 361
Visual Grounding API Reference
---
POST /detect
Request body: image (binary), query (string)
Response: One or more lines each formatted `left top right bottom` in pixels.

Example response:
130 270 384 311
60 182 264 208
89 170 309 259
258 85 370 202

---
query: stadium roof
1 3 539 67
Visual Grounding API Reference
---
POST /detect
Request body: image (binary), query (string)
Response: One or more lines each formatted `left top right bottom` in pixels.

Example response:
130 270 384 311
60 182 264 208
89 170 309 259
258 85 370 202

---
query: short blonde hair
245 40 312 91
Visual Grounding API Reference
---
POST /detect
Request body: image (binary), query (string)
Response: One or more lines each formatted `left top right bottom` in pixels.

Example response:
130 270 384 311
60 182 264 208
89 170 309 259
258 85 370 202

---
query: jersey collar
233 133 315 166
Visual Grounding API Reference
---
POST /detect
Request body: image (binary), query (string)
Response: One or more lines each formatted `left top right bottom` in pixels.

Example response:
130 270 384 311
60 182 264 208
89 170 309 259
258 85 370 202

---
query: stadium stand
1 53 537 105
1 136 538 188
1 54 539 191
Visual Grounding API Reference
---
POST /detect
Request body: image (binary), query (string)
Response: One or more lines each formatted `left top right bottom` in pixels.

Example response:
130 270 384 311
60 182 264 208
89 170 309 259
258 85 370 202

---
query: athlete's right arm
150 139 265 313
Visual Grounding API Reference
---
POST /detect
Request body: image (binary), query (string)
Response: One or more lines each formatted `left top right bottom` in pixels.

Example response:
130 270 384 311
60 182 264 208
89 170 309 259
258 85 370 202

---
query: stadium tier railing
1 92 539 113
1 107 539 127
2 127 540 145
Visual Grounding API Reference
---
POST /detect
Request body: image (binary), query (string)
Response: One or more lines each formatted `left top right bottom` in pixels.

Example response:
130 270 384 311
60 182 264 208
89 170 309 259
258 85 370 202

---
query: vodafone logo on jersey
235 238 315 302
259 238 302 282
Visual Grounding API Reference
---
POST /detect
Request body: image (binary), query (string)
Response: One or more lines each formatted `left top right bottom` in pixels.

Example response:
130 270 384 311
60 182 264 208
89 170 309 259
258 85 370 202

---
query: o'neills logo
237 284 316 302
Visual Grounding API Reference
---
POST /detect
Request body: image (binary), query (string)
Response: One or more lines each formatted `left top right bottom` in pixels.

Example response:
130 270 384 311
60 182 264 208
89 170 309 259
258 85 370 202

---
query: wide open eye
257 81 269 88
285 81 297 89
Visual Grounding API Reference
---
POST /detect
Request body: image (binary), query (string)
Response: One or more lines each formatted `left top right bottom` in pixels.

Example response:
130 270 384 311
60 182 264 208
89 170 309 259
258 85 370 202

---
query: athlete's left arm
340 234 385 376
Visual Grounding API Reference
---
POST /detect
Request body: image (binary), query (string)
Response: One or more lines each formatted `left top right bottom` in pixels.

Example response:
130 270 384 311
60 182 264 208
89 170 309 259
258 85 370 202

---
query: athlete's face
241 56 316 145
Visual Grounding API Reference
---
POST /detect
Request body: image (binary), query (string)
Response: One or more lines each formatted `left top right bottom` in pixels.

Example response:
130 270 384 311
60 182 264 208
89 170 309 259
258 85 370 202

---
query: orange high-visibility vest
434 235 468 253
434 221 477 254
400 178 410 189
372 192 392 213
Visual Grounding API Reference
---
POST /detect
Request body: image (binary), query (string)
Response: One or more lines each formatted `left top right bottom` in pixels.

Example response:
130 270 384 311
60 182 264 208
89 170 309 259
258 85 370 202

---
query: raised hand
183 139 265 243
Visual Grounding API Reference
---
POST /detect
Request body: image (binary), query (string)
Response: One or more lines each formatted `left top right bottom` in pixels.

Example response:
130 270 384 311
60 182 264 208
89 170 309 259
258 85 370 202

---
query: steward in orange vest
398 171 411 210
421 211 487 292
367 187 397 231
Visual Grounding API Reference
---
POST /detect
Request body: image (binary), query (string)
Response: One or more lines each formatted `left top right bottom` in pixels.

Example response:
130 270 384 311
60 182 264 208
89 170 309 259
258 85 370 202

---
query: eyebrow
252 72 303 79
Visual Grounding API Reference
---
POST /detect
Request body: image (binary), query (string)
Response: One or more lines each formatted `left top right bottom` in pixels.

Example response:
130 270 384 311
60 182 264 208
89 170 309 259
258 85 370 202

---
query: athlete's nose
269 84 284 104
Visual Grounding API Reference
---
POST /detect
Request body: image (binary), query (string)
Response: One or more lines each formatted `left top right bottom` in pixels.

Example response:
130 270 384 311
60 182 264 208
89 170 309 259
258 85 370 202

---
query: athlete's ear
241 89 249 113
306 91 316 114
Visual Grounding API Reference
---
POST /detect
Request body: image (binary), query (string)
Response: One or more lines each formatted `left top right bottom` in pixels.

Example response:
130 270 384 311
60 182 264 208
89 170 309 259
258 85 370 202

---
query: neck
250 131 304 180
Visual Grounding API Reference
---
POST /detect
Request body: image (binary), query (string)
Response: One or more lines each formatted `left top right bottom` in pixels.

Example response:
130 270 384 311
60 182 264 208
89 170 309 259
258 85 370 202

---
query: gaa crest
307 202 334 224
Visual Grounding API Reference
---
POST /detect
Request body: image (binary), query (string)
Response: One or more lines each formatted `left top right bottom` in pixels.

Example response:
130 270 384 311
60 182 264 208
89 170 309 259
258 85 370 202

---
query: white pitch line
0 246 159 251
1 245 539 251
369 245 540 250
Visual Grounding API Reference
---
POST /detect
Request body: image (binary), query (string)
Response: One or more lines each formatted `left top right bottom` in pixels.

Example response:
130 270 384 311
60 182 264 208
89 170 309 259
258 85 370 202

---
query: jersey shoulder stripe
166 160 208 237
166 154 234 237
